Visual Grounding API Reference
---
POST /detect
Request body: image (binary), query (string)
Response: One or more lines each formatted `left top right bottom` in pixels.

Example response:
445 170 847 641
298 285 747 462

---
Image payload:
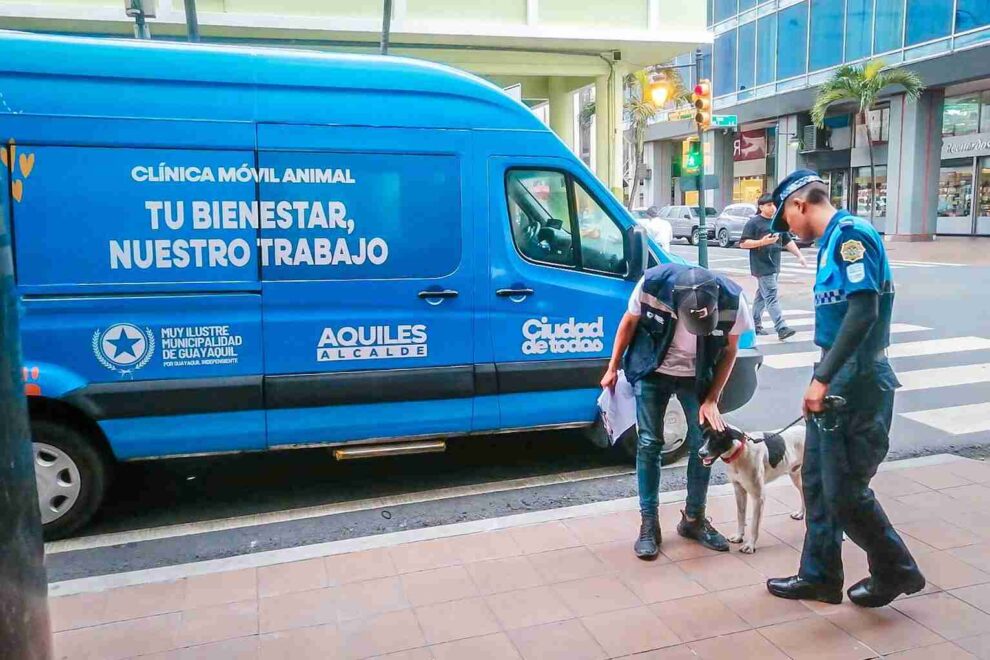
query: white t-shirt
627 277 754 377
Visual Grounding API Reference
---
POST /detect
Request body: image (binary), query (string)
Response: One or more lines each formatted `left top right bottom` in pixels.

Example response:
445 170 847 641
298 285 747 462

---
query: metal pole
0 147 52 659
694 48 709 269
133 12 150 39
183 0 200 43
380 0 393 55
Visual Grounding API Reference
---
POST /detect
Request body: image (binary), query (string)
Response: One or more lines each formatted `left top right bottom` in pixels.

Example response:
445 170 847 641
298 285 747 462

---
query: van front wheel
32 419 111 541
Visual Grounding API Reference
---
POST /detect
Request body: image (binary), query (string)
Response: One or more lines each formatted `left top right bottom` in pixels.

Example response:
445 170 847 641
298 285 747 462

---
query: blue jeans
753 273 786 332
634 373 709 518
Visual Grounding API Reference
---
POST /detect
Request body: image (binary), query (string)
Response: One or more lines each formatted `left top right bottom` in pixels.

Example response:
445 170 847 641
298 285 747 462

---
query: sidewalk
48 454 990 660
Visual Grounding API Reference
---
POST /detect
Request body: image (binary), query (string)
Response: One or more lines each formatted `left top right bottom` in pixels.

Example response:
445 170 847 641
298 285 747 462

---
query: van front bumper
719 348 763 413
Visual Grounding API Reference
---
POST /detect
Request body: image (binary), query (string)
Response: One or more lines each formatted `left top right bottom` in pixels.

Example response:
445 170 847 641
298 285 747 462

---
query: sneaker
778 327 797 341
755 327 771 335
633 512 662 560
677 510 729 552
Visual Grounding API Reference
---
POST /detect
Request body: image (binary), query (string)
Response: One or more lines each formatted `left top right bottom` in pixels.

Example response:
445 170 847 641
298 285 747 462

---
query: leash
773 395 849 436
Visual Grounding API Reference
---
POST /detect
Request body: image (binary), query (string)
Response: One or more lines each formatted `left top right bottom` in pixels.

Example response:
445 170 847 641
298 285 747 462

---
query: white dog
698 424 805 554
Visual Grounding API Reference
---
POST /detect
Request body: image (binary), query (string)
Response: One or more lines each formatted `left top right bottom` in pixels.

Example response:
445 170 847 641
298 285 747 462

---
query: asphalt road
47 239 990 581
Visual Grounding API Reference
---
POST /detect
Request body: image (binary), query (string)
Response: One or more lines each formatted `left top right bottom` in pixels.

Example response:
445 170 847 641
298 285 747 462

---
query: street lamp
124 0 157 40
648 72 673 107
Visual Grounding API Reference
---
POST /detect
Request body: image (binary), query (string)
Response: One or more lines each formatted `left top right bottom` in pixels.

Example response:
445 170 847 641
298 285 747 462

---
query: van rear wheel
586 398 690 466
32 418 111 541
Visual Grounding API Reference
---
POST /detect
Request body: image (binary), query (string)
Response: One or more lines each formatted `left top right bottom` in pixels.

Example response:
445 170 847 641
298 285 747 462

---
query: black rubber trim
63 376 264 420
265 365 475 409
474 363 498 397
496 358 610 394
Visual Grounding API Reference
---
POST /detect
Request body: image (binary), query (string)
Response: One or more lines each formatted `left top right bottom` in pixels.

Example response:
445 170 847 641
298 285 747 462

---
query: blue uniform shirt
814 210 894 354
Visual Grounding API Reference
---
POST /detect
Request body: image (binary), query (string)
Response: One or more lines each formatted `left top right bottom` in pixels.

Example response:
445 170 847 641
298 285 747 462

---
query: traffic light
683 140 702 175
692 79 712 130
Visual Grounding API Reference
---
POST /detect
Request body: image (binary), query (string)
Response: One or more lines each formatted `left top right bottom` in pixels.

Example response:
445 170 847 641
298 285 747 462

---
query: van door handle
496 287 534 298
418 289 459 299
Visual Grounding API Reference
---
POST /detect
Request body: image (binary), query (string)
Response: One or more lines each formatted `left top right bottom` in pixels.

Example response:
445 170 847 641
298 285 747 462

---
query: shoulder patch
847 262 866 283
839 239 866 263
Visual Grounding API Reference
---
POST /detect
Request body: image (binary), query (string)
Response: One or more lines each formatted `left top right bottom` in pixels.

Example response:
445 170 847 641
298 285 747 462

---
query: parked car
713 203 757 248
658 205 718 245
3 31 764 539
631 208 673 252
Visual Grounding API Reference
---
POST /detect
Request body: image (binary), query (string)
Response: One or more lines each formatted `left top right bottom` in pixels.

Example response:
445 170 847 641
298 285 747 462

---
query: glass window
715 0 736 23
906 0 953 46
938 159 975 234
777 2 809 80
756 13 776 85
957 0 990 32
739 0 757 10
714 30 738 96
853 165 888 218
506 170 575 267
845 0 873 61
737 21 756 91
943 95 981 136
981 91 990 132
809 0 843 71
574 184 626 275
855 106 891 145
977 158 990 235
874 0 905 53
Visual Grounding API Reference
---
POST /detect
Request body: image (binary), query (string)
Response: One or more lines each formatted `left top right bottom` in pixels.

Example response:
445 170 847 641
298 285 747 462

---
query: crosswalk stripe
762 336 990 370
755 323 928 346
902 402 990 435
782 310 814 317
890 259 965 267
784 318 815 328
898 363 990 392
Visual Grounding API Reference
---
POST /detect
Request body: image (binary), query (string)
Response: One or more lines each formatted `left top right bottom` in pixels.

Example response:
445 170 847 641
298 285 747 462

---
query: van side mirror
624 225 648 282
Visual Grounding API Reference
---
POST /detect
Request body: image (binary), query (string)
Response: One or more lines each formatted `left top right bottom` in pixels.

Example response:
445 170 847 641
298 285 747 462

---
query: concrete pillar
886 90 944 240
548 77 575 153
711 130 735 211
595 66 625 198
776 114 804 183
651 140 675 208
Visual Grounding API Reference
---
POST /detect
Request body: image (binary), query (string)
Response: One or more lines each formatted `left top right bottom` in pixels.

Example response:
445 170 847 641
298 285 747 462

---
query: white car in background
632 208 673 252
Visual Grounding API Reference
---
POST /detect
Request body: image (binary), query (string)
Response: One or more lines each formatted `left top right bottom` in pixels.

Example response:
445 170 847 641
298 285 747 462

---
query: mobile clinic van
0 31 761 539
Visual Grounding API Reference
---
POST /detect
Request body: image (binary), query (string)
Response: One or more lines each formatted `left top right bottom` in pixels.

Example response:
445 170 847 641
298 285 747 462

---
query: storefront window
810 0 844 71
853 166 888 218
906 0 953 46
821 169 848 209
714 30 737 96
978 158 990 235
937 159 974 234
733 176 765 204
874 0 905 54
943 95 981 136
957 0 990 32
777 2 808 80
845 0 873 61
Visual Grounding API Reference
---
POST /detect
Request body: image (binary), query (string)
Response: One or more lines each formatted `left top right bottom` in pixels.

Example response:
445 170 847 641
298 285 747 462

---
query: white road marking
756 323 928 346
762 336 990 370
48 454 971 598
898 363 990 392
782 310 815 317
902 403 990 435
890 259 965 267
45 465 635 555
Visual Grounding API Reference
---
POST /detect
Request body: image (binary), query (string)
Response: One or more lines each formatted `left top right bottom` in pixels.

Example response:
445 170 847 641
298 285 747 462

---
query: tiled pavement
48 456 990 659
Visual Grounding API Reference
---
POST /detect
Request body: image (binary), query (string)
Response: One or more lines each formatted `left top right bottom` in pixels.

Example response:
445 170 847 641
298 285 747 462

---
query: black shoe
634 512 662 560
676 510 729 552
755 327 771 336
767 576 843 604
778 327 797 341
847 574 926 608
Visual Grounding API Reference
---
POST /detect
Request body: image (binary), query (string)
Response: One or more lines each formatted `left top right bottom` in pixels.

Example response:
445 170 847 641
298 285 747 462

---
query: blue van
0 31 761 539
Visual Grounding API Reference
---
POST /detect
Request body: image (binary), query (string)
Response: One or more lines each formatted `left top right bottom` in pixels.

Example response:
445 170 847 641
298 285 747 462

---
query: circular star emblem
99 323 149 367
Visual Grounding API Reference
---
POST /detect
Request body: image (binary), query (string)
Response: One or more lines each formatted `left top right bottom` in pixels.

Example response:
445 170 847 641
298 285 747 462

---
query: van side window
574 183 625 275
505 169 626 276
506 170 575 267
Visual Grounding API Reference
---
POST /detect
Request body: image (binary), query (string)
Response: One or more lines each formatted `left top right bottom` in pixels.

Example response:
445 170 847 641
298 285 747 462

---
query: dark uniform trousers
798 358 921 588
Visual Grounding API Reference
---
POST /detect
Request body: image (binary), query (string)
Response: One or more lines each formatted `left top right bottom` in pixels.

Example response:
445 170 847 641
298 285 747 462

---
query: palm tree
811 60 924 224
582 66 690 210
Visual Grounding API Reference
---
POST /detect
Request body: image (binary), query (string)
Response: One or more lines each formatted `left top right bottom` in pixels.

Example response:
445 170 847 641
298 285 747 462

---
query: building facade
0 0 709 198
643 0 990 239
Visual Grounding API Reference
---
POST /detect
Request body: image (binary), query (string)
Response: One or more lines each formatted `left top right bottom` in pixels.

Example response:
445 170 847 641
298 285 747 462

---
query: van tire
32 418 111 541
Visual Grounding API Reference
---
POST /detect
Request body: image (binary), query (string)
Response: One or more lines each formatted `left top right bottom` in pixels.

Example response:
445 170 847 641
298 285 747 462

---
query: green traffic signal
683 141 702 174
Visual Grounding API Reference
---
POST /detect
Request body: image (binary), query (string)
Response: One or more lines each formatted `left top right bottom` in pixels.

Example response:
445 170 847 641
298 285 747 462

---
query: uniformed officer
764 170 925 607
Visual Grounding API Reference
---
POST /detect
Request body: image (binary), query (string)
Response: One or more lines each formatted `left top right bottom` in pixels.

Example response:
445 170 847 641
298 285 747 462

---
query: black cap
757 193 773 206
673 268 719 336
769 168 825 232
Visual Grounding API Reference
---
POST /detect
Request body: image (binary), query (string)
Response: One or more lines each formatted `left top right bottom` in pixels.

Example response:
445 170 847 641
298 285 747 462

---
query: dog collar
722 437 747 464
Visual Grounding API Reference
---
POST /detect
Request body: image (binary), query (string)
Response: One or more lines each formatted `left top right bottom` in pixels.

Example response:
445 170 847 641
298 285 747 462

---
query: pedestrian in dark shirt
739 193 808 341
